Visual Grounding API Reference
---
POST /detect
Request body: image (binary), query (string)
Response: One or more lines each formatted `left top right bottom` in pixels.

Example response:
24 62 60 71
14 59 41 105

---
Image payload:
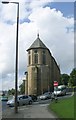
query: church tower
26 34 60 95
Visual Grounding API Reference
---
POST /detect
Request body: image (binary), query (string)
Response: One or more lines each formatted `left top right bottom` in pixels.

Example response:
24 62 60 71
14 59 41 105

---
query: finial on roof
37 29 39 38
37 33 39 38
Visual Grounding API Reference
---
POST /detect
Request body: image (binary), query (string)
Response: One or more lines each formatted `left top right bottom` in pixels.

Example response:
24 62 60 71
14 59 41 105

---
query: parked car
1 96 8 101
7 95 32 107
29 95 37 102
54 85 66 96
37 92 51 100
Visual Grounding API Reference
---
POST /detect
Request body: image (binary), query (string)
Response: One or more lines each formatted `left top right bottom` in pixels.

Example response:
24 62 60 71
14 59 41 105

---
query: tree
8 88 15 95
69 68 76 86
60 74 70 85
19 80 25 94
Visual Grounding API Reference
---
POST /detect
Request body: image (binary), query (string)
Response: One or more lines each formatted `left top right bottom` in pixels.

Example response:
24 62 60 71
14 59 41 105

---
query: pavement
1 103 58 119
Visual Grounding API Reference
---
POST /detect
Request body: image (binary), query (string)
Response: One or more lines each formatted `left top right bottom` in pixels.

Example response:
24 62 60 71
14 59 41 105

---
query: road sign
54 81 58 86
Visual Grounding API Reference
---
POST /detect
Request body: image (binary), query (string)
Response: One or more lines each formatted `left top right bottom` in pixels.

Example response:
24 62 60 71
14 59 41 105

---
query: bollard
54 94 58 103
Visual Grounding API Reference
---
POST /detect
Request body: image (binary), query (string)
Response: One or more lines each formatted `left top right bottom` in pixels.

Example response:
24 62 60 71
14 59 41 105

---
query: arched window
42 50 46 64
28 51 31 65
29 55 31 65
34 50 38 64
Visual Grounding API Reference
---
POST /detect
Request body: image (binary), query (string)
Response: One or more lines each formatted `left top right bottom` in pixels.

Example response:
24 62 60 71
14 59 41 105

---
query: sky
0 0 75 91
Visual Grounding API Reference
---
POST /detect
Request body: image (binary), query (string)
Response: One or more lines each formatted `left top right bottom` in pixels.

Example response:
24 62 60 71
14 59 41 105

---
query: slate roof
27 34 48 51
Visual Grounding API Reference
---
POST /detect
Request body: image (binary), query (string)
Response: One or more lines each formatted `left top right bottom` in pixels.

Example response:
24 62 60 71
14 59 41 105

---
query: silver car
7 95 32 107
38 92 51 100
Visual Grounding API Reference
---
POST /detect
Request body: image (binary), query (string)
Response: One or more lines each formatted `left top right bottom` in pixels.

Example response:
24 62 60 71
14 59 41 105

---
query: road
2 101 8 111
0 88 73 112
0 97 12 112
1 92 72 112
0 92 73 119
0 101 8 119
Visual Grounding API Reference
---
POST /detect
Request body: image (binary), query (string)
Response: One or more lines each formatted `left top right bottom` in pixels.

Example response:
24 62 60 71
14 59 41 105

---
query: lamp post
2 1 19 113
24 72 28 95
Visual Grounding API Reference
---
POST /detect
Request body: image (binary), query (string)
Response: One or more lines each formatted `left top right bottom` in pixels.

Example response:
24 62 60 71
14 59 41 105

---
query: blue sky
0 1 74 90
50 2 74 17
22 2 74 23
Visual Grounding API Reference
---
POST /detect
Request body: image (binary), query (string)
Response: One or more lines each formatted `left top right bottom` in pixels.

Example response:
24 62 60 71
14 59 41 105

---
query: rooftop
27 33 48 51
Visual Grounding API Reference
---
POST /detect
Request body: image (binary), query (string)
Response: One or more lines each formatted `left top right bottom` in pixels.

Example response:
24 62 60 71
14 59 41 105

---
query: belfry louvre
25 34 60 95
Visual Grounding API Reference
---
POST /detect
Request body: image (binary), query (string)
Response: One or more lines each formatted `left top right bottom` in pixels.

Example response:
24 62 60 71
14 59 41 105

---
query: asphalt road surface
1 92 72 112
1 92 73 119
2 102 57 118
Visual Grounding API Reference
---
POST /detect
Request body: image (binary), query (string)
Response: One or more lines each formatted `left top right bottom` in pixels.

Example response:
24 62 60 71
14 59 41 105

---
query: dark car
1 96 8 101
29 95 37 102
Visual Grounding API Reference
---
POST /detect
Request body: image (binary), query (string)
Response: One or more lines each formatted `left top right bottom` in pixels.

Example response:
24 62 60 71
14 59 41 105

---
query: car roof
18 95 29 97
58 85 66 88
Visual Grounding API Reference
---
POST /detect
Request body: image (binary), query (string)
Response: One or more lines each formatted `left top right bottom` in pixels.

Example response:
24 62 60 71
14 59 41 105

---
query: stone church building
25 34 60 95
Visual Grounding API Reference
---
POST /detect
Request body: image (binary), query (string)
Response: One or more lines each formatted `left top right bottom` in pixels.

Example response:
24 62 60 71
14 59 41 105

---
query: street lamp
2 1 19 113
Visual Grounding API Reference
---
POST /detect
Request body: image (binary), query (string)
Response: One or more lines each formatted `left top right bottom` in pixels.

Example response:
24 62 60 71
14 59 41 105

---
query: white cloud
0 0 52 23
0 1 74 90
0 22 16 73
28 6 74 73
54 0 75 1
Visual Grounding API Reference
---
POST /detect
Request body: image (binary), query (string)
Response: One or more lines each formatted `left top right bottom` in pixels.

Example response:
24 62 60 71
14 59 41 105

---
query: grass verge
48 96 75 119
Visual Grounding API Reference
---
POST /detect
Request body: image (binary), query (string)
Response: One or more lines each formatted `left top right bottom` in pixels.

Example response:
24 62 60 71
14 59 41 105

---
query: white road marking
10 107 14 109
19 107 29 111
10 106 29 110
39 104 49 107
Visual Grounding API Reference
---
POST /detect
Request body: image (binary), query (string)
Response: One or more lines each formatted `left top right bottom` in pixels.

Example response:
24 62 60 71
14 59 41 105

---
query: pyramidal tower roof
27 33 48 51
